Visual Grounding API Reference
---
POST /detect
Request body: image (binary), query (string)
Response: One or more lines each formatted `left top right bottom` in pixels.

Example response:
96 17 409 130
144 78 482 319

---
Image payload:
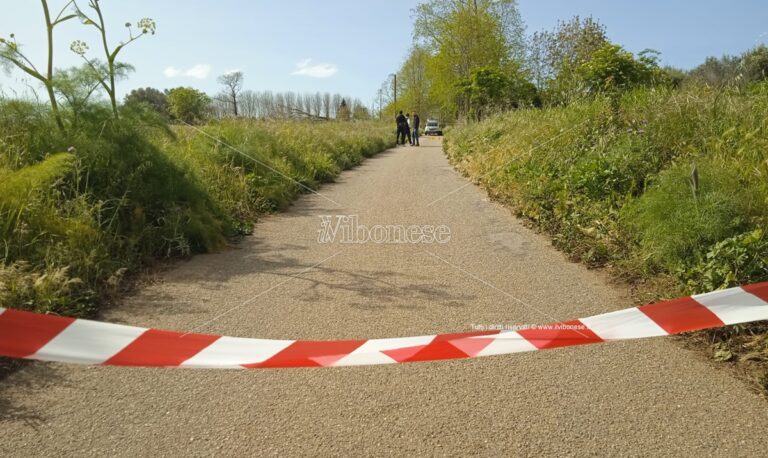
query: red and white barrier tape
1 282 767 368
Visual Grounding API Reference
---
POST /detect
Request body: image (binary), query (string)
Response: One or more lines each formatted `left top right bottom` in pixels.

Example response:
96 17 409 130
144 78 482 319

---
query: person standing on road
405 113 413 145
412 113 420 146
395 111 407 145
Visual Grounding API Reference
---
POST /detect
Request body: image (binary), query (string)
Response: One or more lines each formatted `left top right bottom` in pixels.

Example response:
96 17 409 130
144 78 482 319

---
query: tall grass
446 84 768 289
158 120 392 220
445 83 768 391
0 101 395 316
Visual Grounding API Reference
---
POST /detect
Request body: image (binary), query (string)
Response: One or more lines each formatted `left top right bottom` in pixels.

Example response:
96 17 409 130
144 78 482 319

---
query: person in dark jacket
395 111 407 145
412 113 420 146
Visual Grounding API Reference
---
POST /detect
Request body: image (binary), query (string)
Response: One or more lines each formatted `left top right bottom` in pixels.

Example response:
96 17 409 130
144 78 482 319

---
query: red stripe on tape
743 282 768 303
104 329 219 367
397 341 471 362
382 345 428 362
246 340 366 368
517 320 603 349
448 337 497 358
0 309 74 358
383 331 499 363
638 296 724 334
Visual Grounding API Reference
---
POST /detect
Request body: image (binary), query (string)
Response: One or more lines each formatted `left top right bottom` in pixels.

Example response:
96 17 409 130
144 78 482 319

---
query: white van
424 119 442 136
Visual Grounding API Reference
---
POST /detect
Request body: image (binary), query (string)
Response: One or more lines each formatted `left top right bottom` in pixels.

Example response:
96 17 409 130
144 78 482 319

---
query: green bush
0 100 64 169
682 229 768 293
622 160 764 271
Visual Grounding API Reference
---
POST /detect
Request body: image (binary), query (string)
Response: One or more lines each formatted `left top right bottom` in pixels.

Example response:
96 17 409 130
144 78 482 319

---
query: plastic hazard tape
1 282 767 369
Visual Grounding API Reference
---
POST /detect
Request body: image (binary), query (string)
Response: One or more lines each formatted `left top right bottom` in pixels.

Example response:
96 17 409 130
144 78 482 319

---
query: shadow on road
0 362 67 425
121 240 477 319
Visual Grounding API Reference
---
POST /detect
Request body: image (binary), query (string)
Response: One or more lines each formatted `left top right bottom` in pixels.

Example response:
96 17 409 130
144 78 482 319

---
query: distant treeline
209 90 371 120
121 82 373 124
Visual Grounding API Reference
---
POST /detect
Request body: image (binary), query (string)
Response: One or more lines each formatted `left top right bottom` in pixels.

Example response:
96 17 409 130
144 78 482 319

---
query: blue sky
1 1 766 105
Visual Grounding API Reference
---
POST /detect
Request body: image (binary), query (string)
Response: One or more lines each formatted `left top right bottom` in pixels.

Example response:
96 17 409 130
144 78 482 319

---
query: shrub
681 229 768 293
621 160 764 271
0 100 64 169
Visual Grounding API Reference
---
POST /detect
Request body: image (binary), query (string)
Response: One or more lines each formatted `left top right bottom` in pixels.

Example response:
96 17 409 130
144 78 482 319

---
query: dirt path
2 137 768 457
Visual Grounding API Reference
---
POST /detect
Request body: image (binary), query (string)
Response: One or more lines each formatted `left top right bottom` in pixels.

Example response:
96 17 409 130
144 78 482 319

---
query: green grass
445 85 768 283
158 120 392 219
445 83 768 391
0 102 394 316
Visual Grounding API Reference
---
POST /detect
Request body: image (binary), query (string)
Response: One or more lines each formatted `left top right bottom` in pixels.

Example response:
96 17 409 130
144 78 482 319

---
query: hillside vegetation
0 103 393 316
0 1 394 319
445 84 768 389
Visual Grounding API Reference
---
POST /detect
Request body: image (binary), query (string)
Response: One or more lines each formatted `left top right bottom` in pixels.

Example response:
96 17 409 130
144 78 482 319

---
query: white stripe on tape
181 336 294 368
580 307 668 341
32 320 147 364
334 335 437 366
694 287 768 325
475 331 538 357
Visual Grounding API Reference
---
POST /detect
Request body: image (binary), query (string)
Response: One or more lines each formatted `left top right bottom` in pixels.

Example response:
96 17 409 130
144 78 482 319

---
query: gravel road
2 137 768 457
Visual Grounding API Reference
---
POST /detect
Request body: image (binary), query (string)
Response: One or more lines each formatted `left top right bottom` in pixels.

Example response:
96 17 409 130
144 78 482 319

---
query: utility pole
389 73 397 115
377 88 383 120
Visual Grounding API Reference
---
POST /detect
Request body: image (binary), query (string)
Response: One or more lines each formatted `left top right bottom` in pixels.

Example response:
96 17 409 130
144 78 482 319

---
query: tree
577 44 661 93
412 0 525 120
661 66 686 89
259 90 275 117
337 98 350 121
239 89 259 118
414 0 525 61
0 0 77 130
71 0 156 119
124 87 168 116
311 92 323 118
533 16 607 78
352 103 371 120
742 45 768 82
331 93 342 118
398 45 433 117
688 55 742 86
216 71 243 117
167 87 210 124
456 65 536 120
687 46 768 87
529 16 608 105
378 76 397 119
322 92 332 118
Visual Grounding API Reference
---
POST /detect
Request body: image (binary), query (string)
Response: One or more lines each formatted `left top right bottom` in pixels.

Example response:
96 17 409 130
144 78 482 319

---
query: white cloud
292 59 338 78
163 66 181 78
163 64 211 80
184 64 211 79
